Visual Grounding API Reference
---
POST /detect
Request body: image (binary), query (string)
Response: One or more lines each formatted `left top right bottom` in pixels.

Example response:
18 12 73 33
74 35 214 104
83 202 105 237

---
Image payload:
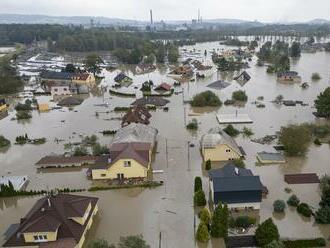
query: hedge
283 238 326 248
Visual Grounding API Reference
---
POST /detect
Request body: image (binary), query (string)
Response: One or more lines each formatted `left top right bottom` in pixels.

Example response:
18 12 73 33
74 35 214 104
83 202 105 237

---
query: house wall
23 230 58 243
203 144 240 162
72 74 96 86
51 86 71 97
75 204 98 248
227 202 261 210
92 158 149 180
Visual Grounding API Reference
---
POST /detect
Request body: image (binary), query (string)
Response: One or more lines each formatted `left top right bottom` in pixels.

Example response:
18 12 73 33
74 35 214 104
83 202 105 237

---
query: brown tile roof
121 106 151 127
3 194 98 247
72 73 90 81
35 156 99 166
39 238 76 248
284 173 320 184
109 142 151 168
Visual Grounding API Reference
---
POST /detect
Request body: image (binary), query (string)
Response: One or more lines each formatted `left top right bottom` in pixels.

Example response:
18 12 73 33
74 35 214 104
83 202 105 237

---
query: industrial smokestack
150 9 153 26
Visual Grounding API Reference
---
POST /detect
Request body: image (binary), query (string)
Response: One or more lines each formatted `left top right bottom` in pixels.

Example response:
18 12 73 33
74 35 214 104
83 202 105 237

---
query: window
124 161 131 167
226 149 231 153
101 174 106 177
54 88 58 92
64 88 67 91
33 235 47 242
33 236 38 241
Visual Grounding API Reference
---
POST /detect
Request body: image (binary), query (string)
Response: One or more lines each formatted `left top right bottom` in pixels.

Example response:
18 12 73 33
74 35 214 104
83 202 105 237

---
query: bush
194 177 202 192
73 146 89 156
194 190 206 206
196 221 210 242
315 205 330 224
232 90 248 102
297 203 312 217
16 111 32 120
314 138 322 145
311 73 321 81
273 200 286 213
210 203 229 238
92 143 109 156
235 216 254 229
223 124 240 137
315 87 330 118
278 124 311 156
265 240 285 248
255 218 280 247
198 207 211 225
283 238 326 248
233 159 245 168
242 127 254 137
0 135 10 148
186 119 198 130
191 91 222 107
287 195 300 207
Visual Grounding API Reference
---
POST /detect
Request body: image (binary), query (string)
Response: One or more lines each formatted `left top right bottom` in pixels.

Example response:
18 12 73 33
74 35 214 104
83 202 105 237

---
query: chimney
234 167 239 175
47 198 51 207
150 10 153 26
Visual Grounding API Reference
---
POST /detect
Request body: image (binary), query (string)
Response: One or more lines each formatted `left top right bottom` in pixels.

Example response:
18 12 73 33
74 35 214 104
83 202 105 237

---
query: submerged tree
315 87 330 118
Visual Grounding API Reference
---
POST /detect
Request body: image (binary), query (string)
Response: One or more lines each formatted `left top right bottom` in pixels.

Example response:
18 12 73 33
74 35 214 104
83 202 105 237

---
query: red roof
155 83 171 91
72 73 90 81
35 156 99 166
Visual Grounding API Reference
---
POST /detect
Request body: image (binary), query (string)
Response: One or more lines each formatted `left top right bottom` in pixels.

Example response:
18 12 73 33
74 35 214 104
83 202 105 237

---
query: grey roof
201 127 242 156
131 97 169 107
207 80 230 90
111 123 158 148
257 152 285 162
209 163 253 179
213 176 262 192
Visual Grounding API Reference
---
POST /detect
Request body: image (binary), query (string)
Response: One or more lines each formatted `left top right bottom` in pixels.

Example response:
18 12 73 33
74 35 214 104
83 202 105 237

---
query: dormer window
33 235 47 242
124 161 131 167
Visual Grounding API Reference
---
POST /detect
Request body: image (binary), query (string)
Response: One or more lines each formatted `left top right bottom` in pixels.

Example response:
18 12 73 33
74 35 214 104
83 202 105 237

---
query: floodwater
1 40 330 247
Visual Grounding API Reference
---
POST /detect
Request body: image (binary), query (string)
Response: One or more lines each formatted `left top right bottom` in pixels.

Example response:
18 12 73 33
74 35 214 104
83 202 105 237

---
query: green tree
84 53 103 75
0 135 10 148
290 42 301 57
232 90 248 102
167 45 179 63
73 146 89 156
273 200 286 213
194 176 202 193
88 239 115 248
210 203 229 239
92 143 109 156
255 218 280 247
63 63 77 73
315 205 330 224
223 124 240 137
198 207 211 225
191 91 222 107
297 203 312 217
194 190 206 206
315 87 330 118
205 159 211 170
287 195 300 207
0 57 23 94
118 235 150 248
196 221 210 243
278 124 311 156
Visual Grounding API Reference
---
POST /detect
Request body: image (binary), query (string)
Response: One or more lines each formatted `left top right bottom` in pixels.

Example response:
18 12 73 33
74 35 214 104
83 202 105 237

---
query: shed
38 103 50 112
155 83 172 92
58 97 84 106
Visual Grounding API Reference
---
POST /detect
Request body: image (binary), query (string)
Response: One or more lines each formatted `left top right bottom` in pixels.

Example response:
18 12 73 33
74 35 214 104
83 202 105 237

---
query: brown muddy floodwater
1 40 330 247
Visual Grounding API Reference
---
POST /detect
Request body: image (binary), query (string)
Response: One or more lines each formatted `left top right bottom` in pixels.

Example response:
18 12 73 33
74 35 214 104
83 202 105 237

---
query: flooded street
1 40 330 247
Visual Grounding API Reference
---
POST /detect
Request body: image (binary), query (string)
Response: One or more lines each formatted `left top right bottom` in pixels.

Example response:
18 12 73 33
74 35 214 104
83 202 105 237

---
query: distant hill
0 14 262 27
308 19 330 25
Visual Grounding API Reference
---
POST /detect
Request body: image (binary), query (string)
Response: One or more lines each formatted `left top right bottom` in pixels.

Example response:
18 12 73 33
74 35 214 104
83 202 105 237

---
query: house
234 71 251 82
277 71 301 82
201 128 244 162
136 63 156 74
91 142 152 180
168 65 194 79
3 194 98 248
35 155 99 168
155 83 172 92
114 72 132 85
111 123 158 148
0 175 28 191
121 106 151 127
38 103 50 112
209 163 263 209
50 84 71 98
131 97 169 107
257 152 286 164
0 98 8 120
71 73 96 87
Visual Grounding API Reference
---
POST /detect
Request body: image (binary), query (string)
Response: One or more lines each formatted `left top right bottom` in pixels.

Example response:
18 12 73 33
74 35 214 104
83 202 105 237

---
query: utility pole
165 138 168 168
187 141 190 171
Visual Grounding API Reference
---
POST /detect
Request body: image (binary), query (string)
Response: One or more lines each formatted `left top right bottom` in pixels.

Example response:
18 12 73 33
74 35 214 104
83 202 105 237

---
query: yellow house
38 103 50 112
71 73 96 87
92 142 152 180
3 194 98 248
201 130 243 162
0 101 8 120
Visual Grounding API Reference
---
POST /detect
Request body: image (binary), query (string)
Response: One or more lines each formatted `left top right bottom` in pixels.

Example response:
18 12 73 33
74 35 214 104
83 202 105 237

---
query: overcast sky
1 0 330 22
